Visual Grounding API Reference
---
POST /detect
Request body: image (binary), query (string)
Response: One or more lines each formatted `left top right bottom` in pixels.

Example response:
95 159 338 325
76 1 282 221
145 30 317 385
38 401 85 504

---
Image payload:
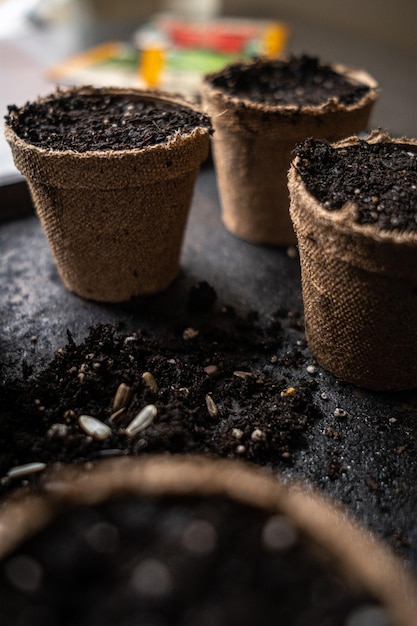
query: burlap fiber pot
201 58 378 246
0 456 415 625
289 131 417 391
4 87 211 302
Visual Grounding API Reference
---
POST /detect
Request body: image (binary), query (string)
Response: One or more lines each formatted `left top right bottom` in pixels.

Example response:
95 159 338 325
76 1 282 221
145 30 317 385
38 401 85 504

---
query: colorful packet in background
48 14 289 99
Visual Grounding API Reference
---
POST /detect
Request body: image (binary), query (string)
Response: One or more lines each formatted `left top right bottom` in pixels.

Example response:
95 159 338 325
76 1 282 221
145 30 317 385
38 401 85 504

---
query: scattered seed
125 404 157 437
78 415 112 441
281 387 296 397
251 428 266 442
236 445 246 455
7 462 47 479
233 371 253 379
183 327 199 340
281 451 291 459
109 407 126 422
320 392 329 401
204 364 219 377
334 408 347 418
63 409 76 420
124 335 137 344
142 371 158 393
231 428 244 440
112 383 132 411
178 387 189 397
286 246 298 258
270 355 278 363
205 394 218 418
389 417 397 423
306 365 317 374
77 372 85 384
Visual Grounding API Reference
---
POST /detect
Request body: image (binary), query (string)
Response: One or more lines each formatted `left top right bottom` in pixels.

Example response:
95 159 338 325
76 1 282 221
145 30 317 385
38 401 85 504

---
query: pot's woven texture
289 133 417 391
5 89 210 302
202 61 378 246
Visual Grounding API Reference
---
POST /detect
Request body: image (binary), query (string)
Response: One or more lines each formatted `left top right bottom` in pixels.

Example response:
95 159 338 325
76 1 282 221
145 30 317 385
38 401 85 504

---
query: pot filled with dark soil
288 130 417 391
0 456 415 626
4 87 212 302
201 54 378 246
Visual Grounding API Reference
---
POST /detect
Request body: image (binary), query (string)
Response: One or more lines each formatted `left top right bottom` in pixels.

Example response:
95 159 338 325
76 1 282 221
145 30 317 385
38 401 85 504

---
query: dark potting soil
0 494 389 626
0 307 320 495
5 90 212 152
294 138 417 231
208 55 371 107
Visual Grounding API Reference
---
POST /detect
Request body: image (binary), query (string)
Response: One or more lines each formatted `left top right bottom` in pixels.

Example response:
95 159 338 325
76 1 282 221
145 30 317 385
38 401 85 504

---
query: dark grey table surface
1 165 417 588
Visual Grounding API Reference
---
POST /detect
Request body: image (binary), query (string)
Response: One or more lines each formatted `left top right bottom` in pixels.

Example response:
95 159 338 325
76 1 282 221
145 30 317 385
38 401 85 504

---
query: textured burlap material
4 87 210 302
289 131 417 391
201 61 378 246
0 455 415 625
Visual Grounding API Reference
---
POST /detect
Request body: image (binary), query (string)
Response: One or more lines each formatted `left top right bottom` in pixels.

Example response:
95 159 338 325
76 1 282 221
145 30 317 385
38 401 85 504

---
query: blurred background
1 0 416 185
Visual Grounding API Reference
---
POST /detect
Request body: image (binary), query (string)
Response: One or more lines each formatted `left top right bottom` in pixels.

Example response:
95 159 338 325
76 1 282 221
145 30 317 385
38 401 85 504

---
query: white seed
306 365 317 374
233 370 253 379
112 383 132 411
236 445 246 455
109 407 126 422
334 407 347 418
78 415 112 441
7 462 47 479
142 371 158 393
286 246 298 258
125 404 157 436
251 428 266 442
231 428 244 440
205 394 218 418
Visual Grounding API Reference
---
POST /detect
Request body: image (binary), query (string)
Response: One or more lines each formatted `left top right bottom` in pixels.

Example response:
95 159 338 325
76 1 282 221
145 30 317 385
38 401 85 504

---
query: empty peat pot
0 456 415 625
201 54 378 246
289 130 417 391
4 87 212 302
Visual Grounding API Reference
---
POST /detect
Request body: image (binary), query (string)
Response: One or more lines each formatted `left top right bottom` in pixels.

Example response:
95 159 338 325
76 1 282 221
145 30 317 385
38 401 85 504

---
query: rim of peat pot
0 455 415 625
